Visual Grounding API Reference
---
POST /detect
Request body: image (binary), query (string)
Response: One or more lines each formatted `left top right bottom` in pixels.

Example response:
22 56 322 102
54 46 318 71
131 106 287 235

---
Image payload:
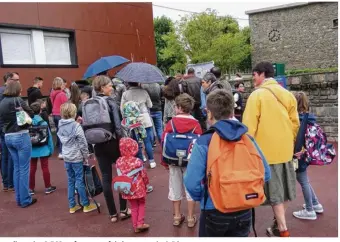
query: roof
245 2 311 15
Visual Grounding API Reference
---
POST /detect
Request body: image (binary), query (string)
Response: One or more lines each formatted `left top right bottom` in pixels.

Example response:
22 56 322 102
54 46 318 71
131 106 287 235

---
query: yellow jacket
243 79 300 164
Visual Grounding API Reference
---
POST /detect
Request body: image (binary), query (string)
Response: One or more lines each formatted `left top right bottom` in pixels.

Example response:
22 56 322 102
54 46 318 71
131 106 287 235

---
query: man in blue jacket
184 89 270 237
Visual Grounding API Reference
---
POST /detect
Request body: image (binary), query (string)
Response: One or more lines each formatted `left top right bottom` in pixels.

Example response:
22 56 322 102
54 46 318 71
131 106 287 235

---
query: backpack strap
246 134 266 162
260 87 286 110
252 208 257 237
170 120 177 133
126 166 144 177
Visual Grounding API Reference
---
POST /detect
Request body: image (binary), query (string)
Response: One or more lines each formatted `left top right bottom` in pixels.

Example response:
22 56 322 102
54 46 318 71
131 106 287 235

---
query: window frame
0 23 78 68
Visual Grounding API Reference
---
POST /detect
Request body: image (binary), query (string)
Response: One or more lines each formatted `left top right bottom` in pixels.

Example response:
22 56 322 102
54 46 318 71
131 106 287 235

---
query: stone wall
228 72 338 141
248 2 338 69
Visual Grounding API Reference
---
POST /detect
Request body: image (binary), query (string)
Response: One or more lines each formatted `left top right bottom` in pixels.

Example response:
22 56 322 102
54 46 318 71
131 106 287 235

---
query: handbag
15 98 32 126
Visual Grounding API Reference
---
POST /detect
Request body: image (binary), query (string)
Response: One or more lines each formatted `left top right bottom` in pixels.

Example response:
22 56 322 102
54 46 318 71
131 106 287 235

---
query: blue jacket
31 115 54 158
200 86 206 117
184 119 271 210
295 113 316 173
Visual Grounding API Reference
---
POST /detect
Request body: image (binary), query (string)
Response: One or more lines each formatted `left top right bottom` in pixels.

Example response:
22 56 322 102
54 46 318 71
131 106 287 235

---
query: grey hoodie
57 119 89 163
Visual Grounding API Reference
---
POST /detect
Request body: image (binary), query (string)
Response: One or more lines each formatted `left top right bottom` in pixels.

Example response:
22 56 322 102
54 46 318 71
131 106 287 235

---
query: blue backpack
162 120 200 167
112 167 144 195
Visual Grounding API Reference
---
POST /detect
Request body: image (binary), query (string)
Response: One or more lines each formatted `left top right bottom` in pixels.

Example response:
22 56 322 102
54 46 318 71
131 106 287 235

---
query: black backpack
29 120 49 147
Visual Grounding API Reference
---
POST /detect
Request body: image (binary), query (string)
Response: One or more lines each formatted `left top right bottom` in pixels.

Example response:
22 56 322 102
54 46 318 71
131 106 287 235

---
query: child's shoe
69 204 82 214
149 160 156 169
58 154 63 160
83 202 100 213
45 186 57 194
29 189 35 195
187 215 197 228
135 223 150 233
146 185 153 193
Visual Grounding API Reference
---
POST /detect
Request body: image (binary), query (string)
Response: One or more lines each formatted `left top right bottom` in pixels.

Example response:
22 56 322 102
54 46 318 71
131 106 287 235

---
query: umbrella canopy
83 55 130 79
115 62 166 83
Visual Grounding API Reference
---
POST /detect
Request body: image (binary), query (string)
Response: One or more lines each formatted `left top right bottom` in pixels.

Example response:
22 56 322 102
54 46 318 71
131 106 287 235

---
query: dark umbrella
83 55 130 79
115 62 166 83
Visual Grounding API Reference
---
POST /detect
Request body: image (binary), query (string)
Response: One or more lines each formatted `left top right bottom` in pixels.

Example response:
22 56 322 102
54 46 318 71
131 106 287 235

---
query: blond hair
52 77 64 90
60 102 77 119
293 91 309 113
92 75 111 93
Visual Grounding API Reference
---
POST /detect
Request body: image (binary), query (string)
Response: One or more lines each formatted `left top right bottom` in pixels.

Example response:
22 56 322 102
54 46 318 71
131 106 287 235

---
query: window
0 27 76 66
333 19 338 28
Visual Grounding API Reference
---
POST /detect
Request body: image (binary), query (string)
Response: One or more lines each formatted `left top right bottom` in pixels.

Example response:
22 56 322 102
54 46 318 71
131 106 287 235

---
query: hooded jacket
141 83 162 112
27 87 43 105
57 119 88 162
116 137 149 200
31 115 54 158
184 119 271 210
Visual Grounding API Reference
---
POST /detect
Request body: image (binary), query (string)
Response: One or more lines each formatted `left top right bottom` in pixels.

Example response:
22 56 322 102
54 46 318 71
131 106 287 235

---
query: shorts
168 166 193 201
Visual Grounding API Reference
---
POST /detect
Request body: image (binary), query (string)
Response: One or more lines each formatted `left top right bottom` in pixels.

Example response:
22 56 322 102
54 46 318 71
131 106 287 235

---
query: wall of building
229 72 338 141
0 2 156 95
249 2 338 69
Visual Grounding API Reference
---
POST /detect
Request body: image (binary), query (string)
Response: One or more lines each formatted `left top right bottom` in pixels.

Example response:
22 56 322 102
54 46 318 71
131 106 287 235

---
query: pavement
0 144 338 237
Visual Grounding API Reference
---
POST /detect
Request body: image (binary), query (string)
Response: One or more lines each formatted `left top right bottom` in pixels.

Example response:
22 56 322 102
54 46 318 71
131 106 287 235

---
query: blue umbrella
83 55 130 79
115 62 166 83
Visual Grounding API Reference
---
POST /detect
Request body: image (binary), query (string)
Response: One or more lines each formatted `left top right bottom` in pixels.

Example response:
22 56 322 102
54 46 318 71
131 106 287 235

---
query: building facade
0 2 156 95
246 2 338 70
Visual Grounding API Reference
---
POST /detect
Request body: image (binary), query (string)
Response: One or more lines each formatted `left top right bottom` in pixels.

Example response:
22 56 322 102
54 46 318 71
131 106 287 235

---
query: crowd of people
0 61 327 237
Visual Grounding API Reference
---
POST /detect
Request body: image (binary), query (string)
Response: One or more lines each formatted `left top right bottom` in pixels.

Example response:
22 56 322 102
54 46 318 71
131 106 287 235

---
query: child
292 91 323 220
184 89 271 237
57 102 98 214
29 102 56 195
161 93 202 228
116 137 150 233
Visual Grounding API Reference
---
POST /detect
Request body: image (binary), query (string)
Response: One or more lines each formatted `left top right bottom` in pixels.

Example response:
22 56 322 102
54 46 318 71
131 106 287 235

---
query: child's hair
52 77 64 90
60 102 77 119
80 92 90 101
206 89 234 120
293 91 309 113
175 93 195 114
30 102 42 115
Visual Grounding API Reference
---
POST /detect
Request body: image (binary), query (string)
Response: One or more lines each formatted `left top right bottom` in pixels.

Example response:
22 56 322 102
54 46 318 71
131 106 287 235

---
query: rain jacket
243 79 300 164
31 115 54 158
50 90 68 116
184 119 271 210
116 137 149 200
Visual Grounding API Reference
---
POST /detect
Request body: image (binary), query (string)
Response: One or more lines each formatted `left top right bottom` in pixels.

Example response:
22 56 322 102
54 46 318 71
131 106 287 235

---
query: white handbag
15 98 32 126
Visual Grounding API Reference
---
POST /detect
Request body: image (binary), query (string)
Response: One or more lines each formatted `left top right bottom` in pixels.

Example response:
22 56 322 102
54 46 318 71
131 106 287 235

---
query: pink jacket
50 90 68 116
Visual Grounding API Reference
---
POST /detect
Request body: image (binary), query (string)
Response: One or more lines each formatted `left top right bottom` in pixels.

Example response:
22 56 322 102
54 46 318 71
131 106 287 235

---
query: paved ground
0 144 338 237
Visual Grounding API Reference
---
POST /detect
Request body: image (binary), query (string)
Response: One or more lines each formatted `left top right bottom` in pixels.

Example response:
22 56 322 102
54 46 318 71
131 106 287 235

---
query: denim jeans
64 162 89 208
5 132 32 207
53 115 62 154
132 127 154 161
1 133 14 189
150 111 163 143
296 170 319 211
199 209 251 237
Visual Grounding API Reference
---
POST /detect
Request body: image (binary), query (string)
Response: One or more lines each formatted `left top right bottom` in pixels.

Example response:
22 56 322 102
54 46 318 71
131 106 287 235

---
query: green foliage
286 67 338 76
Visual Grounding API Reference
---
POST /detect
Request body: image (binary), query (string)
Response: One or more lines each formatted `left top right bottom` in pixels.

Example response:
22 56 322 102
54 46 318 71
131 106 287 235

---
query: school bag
204 133 265 237
112 167 144 195
162 120 200 167
82 96 114 144
29 120 49 147
304 123 336 166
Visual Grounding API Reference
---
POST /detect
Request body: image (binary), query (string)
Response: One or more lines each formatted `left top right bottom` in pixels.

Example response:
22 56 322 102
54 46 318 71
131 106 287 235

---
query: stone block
328 95 338 100
244 81 252 88
314 106 328 116
290 77 300 85
312 74 326 83
301 75 311 84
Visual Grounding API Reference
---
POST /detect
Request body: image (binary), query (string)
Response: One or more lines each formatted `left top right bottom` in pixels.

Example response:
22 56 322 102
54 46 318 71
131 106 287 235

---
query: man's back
182 75 202 107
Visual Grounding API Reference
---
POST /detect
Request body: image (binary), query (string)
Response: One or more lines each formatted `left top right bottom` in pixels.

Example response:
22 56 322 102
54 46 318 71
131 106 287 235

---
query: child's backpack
205 133 265 213
29 120 49 147
112 167 144 195
162 120 200 167
304 123 336 165
82 96 114 144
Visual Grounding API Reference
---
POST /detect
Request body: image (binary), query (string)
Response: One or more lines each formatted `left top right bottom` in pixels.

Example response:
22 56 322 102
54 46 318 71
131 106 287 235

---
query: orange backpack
206 133 265 213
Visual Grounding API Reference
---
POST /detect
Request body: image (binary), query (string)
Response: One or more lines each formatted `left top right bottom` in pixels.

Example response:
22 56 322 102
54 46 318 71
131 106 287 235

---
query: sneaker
146 185 154 193
83 202 100 213
45 186 57 194
143 155 147 162
29 189 35 195
69 205 82 214
8 187 15 192
153 141 157 147
303 203 324 214
58 154 63 160
150 161 156 169
22 198 37 208
293 209 317 220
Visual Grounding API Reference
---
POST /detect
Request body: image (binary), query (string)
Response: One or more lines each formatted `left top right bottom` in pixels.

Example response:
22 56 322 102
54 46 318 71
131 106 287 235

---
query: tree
237 27 252 72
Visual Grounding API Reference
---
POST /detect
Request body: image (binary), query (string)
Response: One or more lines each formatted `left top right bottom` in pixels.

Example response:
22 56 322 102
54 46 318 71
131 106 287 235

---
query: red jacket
161 114 203 166
116 137 149 200
50 90 68 116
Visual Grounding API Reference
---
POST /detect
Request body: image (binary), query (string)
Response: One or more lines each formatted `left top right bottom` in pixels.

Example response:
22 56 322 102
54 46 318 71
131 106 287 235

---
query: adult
112 77 127 108
201 72 225 96
27 77 44 105
210 66 232 94
181 68 206 131
92 75 130 223
242 61 299 237
0 81 36 207
69 83 81 110
233 81 245 122
62 78 71 99
0 72 19 192
141 83 163 145
163 76 180 125
50 77 69 159
120 82 156 168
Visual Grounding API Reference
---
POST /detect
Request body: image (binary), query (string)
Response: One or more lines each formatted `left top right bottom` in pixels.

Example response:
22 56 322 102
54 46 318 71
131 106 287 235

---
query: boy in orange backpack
184 89 271 237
